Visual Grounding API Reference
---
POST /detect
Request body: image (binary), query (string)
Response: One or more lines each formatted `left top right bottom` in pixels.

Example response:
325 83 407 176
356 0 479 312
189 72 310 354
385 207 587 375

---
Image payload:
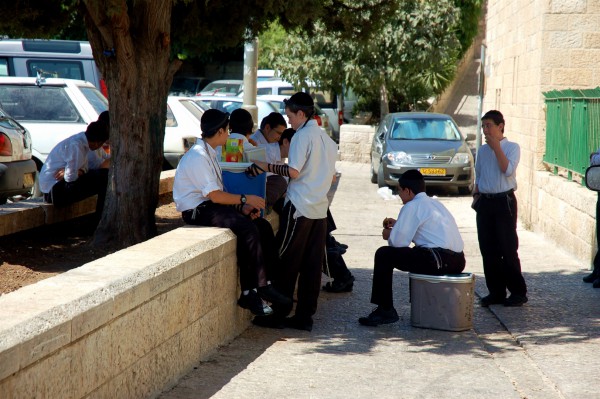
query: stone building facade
483 0 600 263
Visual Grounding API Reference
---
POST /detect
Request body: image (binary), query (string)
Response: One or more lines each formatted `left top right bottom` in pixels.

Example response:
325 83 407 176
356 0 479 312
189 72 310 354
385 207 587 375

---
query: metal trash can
409 273 475 331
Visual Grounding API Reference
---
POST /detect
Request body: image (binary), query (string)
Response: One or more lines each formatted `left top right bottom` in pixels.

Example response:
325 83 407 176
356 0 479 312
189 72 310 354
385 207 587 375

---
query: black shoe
479 295 505 307
252 315 285 329
238 291 273 316
323 275 355 293
504 294 528 307
594 278 600 288
332 237 348 249
583 272 598 283
257 285 292 307
358 307 399 327
283 315 313 332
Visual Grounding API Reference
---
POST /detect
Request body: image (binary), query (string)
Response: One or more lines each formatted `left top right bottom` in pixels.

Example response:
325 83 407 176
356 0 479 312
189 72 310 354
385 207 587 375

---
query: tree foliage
262 0 482 120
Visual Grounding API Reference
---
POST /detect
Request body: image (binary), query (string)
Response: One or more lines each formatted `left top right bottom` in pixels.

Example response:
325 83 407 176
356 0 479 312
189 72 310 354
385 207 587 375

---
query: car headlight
385 151 412 165
450 153 471 164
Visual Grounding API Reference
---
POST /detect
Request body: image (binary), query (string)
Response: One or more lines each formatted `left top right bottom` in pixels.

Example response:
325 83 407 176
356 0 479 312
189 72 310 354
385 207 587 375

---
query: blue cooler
220 162 266 210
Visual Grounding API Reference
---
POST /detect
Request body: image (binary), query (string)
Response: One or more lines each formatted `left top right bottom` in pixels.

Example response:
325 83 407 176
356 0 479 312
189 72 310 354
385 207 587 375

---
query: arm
207 190 265 210
486 136 509 173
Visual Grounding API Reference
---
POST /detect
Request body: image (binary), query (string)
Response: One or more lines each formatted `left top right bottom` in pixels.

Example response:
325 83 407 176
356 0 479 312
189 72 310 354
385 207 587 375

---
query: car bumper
383 163 473 188
0 159 37 199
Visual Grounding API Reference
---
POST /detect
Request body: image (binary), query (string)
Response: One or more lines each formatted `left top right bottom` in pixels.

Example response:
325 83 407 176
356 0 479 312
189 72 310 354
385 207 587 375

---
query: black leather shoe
238 291 273 316
479 295 505 307
283 315 313 331
583 272 598 283
593 278 600 288
323 275 355 293
257 285 292 307
504 294 528 307
358 307 399 327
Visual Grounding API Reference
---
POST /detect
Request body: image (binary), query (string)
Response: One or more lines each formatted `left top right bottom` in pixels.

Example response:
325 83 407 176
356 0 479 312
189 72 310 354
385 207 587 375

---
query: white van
0 39 105 96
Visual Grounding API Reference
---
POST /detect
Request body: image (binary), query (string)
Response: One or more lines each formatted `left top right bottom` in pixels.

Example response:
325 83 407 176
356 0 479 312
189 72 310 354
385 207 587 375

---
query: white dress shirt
173 140 223 212
388 192 464 253
39 132 90 193
475 137 520 194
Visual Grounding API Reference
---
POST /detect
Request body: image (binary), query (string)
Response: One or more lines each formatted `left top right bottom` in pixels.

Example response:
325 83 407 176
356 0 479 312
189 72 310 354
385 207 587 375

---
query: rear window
277 87 295 96
79 86 108 114
308 89 337 109
26 60 85 81
0 85 83 122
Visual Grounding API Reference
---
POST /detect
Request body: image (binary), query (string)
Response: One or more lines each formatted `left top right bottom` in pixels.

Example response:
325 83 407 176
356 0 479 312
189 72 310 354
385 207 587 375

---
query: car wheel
377 164 387 188
370 162 378 184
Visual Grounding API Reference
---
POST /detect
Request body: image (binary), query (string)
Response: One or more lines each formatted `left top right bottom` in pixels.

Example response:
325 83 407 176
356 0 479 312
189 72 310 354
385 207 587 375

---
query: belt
479 190 513 199
431 247 462 256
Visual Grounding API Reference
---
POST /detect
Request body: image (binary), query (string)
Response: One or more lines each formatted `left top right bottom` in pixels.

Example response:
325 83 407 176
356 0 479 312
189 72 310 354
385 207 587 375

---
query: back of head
229 108 254 135
85 120 109 143
201 109 230 138
260 111 287 130
399 169 425 194
279 128 296 146
97 110 109 126
284 92 314 118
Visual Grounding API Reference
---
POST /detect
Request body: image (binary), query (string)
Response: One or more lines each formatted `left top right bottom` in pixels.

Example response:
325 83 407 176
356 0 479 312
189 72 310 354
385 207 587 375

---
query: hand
245 162 266 177
382 217 396 229
382 227 392 240
54 168 65 181
244 194 265 210
242 204 261 218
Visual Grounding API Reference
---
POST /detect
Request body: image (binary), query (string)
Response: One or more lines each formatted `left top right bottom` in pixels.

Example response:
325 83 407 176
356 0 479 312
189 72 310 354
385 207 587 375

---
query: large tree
0 0 392 248
264 0 482 119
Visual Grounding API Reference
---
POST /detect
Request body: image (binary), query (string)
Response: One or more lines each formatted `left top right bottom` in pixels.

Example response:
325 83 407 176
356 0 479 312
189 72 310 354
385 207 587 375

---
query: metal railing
544 88 600 181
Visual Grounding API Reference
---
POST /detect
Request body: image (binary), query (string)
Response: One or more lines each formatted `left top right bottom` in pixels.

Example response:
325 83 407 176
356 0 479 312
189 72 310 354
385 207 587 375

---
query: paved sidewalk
159 162 600 399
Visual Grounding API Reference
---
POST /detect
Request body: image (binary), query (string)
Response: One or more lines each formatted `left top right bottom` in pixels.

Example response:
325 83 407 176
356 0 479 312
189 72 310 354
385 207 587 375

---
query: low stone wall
0 226 251 399
339 124 375 164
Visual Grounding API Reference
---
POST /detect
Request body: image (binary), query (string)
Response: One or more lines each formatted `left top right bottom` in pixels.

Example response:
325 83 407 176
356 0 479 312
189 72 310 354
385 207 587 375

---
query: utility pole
242 37 259 129
475 44 487 156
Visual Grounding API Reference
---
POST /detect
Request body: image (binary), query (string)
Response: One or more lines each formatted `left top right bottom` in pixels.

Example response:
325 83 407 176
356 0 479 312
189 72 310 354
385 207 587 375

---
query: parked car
194 96 279 127
0 39 106 97
258 94 334 140
0 106 37 203
169 76 212 96
199 79 243 96
370 112 475 194
238 78 295 97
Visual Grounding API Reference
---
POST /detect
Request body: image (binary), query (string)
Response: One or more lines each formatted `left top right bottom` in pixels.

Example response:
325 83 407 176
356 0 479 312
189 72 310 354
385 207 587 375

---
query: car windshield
202 82 241 95
79 86 108 114
389 118 461 141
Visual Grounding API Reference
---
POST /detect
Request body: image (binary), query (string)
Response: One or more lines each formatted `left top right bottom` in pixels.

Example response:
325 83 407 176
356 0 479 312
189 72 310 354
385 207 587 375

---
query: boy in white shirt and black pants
247 92 338 331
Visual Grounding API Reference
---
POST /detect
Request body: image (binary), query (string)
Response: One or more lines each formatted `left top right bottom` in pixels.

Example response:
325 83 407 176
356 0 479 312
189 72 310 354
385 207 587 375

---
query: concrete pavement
158 161 600 399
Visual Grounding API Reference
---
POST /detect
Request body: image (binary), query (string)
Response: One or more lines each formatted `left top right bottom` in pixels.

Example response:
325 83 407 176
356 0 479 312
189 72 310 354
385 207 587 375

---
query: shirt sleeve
63 142 87 182
388 204 419 247
503 142 520 177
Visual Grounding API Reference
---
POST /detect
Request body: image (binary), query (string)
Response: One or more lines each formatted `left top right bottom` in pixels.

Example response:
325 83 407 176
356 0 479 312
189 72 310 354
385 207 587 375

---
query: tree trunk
379 80 389 119
81 1 181 247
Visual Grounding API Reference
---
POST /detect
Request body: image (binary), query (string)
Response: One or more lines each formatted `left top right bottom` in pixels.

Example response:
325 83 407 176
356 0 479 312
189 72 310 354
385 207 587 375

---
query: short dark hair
229 108 254 135
279 128 296 146
399 169 425 194
284 92 314 119
97 110 109 125
482 110 505 132
260 112 286 130
85 121 109 143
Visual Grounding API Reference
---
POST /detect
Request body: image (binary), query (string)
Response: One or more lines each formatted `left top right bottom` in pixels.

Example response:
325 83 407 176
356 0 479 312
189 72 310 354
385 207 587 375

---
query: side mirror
585 165 600 191
465 133 476 142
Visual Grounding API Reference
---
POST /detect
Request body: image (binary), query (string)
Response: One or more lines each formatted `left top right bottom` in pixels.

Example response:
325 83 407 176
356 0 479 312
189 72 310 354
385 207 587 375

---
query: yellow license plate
23 172 35 188
420 168 446 176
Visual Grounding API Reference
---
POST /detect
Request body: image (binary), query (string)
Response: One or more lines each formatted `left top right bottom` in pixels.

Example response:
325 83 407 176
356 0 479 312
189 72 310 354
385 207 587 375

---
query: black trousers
593 194 600 273
370 246 465 309
476 192 527 298
265 175 288 208
45 169 108 217
182 202 277 291
273 201 327 320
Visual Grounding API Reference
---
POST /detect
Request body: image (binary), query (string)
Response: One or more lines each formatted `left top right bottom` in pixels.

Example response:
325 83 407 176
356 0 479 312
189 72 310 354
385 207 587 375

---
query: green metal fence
544 88 600 180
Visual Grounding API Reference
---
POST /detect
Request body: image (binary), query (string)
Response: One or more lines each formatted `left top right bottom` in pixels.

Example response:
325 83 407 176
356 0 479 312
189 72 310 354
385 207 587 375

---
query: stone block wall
0 226 251 399
483 0 600 264
339 124 376 164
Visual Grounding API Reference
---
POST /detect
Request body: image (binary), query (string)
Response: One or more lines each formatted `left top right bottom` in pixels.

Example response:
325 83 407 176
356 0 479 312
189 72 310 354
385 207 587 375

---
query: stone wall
339 124 376 164
0 226 251 399
483 0 600 265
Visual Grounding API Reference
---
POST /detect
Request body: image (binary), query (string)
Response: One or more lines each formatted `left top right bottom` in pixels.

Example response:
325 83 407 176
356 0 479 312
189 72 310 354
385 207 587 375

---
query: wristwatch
240 194 247 205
